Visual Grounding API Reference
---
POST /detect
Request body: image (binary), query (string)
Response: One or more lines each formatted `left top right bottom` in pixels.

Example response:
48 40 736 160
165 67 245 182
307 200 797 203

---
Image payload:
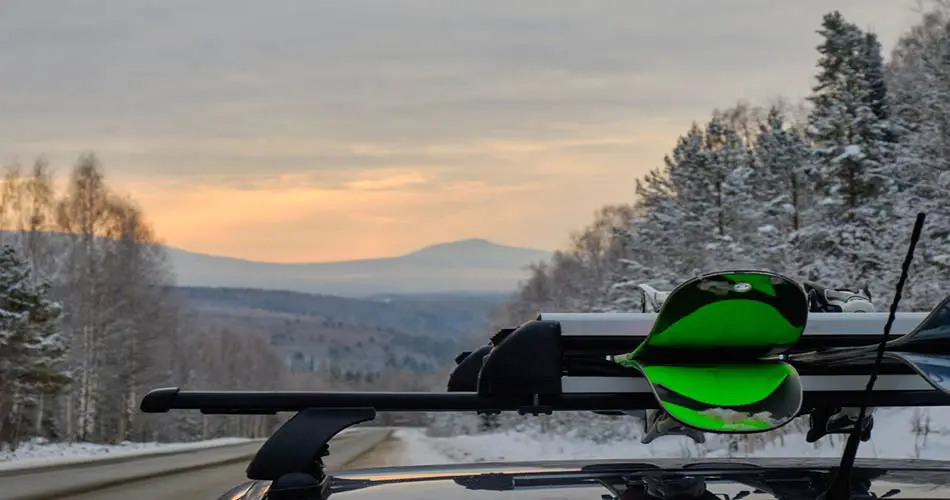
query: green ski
615 270 809 433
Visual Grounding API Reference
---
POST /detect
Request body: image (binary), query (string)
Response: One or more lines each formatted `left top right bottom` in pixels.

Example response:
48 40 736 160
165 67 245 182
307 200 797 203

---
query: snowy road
4 440 263 500
4 429 391 500
46 451 259 500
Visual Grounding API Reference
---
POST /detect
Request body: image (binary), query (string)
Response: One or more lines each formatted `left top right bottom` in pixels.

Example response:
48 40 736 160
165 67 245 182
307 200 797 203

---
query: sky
0 0 926 262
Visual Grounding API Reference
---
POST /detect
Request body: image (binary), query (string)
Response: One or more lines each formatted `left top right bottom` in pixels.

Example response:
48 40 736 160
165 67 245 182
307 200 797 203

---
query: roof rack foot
266 472 328 500
246 407 376 485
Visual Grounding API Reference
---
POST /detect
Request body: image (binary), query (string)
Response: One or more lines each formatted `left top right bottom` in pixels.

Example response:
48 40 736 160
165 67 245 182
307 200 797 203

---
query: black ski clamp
806 407 873 443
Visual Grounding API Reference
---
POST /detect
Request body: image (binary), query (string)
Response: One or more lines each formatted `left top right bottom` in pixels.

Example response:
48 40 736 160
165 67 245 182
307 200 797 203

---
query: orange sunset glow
114 130 672 262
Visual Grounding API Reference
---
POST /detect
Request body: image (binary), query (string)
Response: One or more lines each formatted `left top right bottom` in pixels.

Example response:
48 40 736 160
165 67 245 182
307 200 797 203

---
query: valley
173 287 508 374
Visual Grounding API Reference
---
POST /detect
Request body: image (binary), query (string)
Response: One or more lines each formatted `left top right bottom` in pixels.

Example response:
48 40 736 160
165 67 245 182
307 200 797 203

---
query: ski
612 270 808 433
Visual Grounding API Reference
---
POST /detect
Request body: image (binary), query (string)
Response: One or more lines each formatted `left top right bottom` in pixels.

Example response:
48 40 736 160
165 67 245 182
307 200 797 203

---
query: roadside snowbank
0 437 254 470
395 407 950 465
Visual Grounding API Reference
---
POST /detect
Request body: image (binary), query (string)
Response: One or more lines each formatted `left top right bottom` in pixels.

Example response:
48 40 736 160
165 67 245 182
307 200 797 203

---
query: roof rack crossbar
140 387 949 416
142 387 658 414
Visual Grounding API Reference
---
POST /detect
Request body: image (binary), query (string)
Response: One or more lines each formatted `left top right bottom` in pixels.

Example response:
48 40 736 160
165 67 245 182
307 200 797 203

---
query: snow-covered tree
797 12 902 302
478 6 950 452
565 205 643 312
0 245 68 448
750 106 812 272
886 7 950 309
632 124 708 279
0 151 298 445
700 112 755 270
628 114 756 277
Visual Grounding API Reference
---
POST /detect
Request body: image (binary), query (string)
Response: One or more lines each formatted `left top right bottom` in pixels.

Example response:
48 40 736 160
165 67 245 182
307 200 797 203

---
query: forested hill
173 286 508 374
172 286 507 338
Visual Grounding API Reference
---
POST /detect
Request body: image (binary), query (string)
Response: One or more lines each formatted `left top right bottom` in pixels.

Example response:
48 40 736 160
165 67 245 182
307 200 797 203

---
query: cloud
0 0 924 260
342 170 435 191
0 1 917 143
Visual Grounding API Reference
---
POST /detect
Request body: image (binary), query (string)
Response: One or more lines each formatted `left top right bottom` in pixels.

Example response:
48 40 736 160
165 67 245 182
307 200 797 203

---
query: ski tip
890 294 950 349
885 351 950 396
644 363 803 434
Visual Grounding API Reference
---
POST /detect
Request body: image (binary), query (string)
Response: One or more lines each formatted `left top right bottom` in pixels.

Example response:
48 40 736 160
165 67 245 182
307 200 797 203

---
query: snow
844 145 863 156
832 145 864 163
0 437 255 471
938 170 950 189
390 407 950 466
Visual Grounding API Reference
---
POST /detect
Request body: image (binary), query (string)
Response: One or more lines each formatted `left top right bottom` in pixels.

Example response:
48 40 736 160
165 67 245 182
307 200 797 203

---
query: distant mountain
166 238 552 296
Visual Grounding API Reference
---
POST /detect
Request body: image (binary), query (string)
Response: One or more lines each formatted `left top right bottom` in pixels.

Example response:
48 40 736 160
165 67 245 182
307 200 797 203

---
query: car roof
227 459 950 500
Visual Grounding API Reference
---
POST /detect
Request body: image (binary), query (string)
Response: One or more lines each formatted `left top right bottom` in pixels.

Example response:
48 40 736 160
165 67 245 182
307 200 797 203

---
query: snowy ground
0 427 369 470
365 407 950 467
0 437 254 470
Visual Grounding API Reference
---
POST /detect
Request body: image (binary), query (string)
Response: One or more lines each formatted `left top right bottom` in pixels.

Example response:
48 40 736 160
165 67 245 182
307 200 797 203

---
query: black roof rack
139 310 950 500
141 380 946 416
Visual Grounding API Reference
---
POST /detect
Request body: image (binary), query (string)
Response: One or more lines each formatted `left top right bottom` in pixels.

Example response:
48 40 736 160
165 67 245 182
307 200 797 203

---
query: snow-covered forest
493 6 950 328
440 6 950 448
0 154 288 451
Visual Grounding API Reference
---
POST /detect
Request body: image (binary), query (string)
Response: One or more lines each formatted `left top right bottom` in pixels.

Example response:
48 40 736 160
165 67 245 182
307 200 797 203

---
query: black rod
141 387 948 414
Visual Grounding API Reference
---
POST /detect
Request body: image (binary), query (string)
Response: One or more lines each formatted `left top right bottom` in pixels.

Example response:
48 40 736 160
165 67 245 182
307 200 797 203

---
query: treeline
0 154 287 449
494 7 950 328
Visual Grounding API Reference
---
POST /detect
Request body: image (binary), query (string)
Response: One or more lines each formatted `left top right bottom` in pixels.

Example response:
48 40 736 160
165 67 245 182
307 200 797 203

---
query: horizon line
162 236 555 265
0 229 555 265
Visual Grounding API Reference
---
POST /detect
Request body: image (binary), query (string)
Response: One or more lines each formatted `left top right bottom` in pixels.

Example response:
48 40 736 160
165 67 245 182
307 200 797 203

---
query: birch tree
55 153 114 441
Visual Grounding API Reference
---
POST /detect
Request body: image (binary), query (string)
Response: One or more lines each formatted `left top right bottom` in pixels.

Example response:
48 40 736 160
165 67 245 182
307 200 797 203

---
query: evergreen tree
632 124 706 280
603 219 651 312
482 7 950 450
751 106 811 272
799 11 899 299
0 245 69 447
886 11 950 309
863 33 891 126
701 112 755 270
